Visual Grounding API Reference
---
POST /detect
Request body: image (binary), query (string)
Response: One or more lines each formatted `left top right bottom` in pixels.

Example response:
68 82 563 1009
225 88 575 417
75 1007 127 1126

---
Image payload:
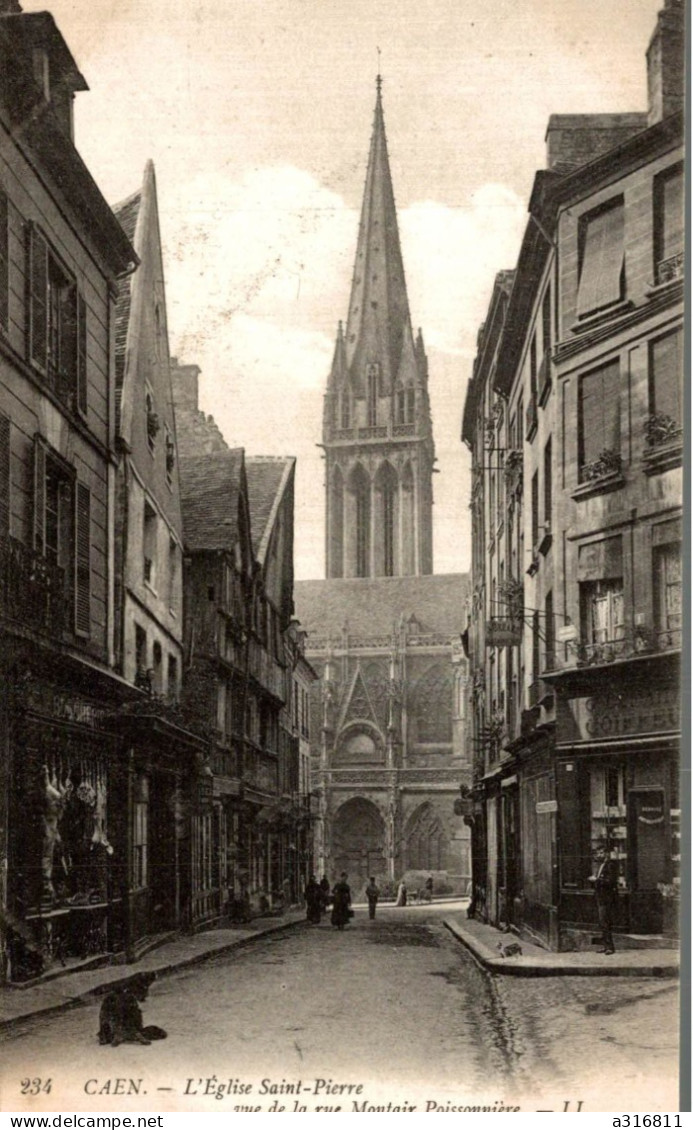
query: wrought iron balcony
0 536 66 637
546 627 681 673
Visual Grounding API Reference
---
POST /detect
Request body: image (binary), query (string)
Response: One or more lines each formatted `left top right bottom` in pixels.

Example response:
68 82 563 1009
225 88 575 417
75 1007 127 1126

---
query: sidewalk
444 913 680 978
0 911 306 1034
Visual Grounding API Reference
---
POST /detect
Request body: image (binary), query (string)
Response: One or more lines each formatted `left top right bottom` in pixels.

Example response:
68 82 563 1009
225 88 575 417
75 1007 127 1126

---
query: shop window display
590 765 627 888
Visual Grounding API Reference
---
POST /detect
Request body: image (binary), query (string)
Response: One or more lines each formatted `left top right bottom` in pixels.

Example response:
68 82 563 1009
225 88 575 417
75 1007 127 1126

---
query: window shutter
580 361 620 466
33 436 46 554
77 292 87 415
59 283 78 406
0 189 8 333
577 202 624 317
661 168 683 262
579 371 602 466
651 329 682 423
74 481 91 636
27 225 48 370
0 413 9 538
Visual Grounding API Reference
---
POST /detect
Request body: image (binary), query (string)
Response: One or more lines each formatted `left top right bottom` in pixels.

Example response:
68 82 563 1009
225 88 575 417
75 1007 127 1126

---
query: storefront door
628 788 666 933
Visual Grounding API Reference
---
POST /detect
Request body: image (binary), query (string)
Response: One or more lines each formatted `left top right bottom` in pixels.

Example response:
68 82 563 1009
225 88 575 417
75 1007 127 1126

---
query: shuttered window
27 224 48 372
0 189 8 333
577 199 625 318
33 436 47 555
77 292 87 415
654 164 683 280
0 414 9 538
26 224 87 415
578 360 620 478
649 328 683 426
74 482 91 636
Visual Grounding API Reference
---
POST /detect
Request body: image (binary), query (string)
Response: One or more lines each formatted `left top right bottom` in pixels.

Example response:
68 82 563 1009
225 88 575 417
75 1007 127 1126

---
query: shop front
4 665 126 984
554 663 679 949
116 712 210 954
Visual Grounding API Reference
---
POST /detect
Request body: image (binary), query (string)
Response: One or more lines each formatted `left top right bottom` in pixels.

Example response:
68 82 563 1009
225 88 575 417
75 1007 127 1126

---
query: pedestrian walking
424 875 434 902
589 843 618 954
365 876 380 920
395 879 407 907
319 874 331 912
305 874 322 924
331 872 352 929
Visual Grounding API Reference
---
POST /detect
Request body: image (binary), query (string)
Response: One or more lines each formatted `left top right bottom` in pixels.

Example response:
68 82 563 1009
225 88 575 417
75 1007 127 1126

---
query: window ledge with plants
572 450 624 500
642 414 683 475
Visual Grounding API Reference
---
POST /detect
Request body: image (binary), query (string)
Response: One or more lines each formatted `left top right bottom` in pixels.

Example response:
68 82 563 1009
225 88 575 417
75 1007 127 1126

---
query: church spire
343 76 415 391
323 80 434 581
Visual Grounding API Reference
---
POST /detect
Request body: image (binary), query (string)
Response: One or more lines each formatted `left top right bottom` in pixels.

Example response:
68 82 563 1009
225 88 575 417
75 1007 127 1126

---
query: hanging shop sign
486 618 522 647
536 799 558 814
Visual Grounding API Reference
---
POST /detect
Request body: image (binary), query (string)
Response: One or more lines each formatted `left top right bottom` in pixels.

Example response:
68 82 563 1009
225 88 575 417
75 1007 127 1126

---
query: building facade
295 82 470 898
0 7 137 981
173 365 311 918
112 162 211 950
462 0 683 950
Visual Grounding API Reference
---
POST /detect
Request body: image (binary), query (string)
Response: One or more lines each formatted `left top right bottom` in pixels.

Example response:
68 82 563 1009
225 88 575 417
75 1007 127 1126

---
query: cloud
399 184 527 354
160 165 528 578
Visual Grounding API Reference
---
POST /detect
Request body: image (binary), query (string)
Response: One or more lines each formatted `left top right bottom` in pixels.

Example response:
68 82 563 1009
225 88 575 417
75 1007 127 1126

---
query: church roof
294 574 469 645
341 80 416 391
179 449 245 552
246 456 295 563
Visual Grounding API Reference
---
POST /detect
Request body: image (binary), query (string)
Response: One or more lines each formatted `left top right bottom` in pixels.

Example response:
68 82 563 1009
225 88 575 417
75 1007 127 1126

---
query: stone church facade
294 81 471 897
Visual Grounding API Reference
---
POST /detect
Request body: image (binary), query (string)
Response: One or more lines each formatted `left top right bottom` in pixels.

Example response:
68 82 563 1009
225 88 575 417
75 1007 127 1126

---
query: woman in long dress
395 880 407 907
331 872 352 929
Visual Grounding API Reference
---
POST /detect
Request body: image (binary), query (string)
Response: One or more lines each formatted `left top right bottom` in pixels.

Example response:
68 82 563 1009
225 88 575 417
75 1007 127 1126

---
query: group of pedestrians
304 872 353 929
304 873 436 928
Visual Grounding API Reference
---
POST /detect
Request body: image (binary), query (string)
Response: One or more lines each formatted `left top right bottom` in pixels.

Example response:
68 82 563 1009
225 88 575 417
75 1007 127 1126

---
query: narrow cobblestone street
2 907 678 1113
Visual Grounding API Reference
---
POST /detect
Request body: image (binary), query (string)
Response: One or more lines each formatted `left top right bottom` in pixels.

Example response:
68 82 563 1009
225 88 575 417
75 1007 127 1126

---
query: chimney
647 0 685 126
170 358 201 413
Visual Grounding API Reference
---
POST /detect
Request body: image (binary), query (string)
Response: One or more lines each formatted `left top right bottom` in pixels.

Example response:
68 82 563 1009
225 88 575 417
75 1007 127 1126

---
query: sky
26 0 663 578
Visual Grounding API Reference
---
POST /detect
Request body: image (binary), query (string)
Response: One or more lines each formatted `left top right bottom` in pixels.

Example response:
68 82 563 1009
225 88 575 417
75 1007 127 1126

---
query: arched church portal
331 797 386 889
405 802 447 872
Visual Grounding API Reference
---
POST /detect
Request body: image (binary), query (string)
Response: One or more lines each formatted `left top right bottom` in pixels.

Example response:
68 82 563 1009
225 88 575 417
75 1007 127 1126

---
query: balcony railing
545 627 681 672
0 536 66 637
331 422 415 443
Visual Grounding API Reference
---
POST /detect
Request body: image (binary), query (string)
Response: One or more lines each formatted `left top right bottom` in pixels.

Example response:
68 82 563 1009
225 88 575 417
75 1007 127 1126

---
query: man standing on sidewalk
365 877 380 920
590 843 618 954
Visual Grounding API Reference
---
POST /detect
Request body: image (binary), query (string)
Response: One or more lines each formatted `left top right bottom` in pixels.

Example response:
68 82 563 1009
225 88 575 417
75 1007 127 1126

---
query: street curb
0 916 307 1036
443 919 680 978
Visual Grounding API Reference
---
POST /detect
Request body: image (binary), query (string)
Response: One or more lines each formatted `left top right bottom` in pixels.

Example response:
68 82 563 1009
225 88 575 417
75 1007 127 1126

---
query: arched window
329 466 344 578
401 462 415 575
396 385 416 424
374 462 398 577
349 465 370 578
340 386 351 430
413 663 453 743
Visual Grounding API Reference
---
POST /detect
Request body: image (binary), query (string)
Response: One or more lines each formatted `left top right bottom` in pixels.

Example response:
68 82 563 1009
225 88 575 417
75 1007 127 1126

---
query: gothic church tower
323 79 434 579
